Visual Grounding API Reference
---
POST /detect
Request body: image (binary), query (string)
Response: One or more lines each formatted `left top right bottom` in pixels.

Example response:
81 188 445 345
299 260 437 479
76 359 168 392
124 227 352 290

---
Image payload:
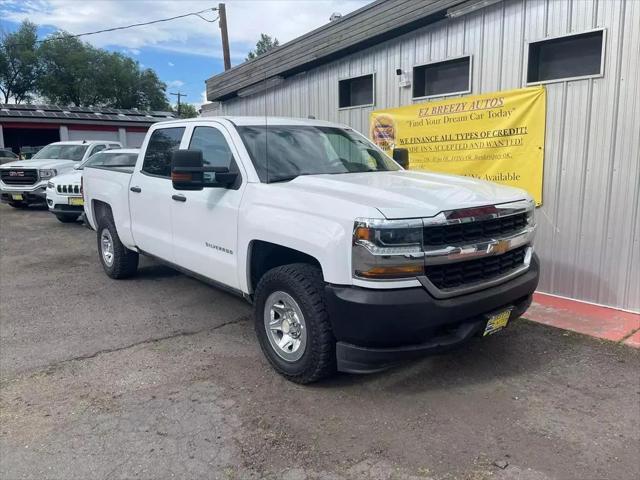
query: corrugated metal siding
211 0 640 311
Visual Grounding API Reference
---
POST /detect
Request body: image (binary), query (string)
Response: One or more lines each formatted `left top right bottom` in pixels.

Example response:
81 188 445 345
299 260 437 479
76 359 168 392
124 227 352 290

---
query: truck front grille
57 184 80 194
425 246 527 290
0 168 38 186
423 213 527 246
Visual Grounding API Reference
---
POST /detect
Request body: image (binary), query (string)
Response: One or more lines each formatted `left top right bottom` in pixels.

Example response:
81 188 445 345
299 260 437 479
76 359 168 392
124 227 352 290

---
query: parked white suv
83 117 539 383
46 149 139 223
0 140 121 207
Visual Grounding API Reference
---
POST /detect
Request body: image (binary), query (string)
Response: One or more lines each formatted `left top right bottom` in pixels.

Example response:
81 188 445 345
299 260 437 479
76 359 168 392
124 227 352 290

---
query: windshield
31 144 89 161
81 151 138 169
237 125 400 183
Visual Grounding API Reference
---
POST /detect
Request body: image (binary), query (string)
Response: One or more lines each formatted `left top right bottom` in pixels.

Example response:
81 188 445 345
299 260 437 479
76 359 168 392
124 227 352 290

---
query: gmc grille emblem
9 171 25 177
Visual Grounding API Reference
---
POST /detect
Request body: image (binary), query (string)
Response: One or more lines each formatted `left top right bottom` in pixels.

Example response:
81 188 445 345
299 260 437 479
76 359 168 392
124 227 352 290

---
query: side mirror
171 150 204 191
392 148 410 169
171 149 239 190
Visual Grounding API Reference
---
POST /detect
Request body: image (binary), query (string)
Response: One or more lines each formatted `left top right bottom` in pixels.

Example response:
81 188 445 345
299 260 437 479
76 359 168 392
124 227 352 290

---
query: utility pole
170 92 187 116
219 3 231 71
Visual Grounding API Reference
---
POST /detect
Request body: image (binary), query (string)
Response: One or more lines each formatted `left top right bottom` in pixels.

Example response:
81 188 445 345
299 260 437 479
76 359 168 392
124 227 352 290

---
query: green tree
0 21 40 103
37 33 101 106
137 69 170 110
174 102 197 118
246 33 279 61
37 32 169 110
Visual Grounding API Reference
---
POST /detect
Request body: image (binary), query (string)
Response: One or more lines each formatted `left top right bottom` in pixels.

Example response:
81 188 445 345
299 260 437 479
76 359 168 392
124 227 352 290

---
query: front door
129 126 186 262
170 123 244 290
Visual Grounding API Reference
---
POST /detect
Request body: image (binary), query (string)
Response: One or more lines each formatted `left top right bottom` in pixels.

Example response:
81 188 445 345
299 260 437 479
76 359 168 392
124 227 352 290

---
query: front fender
238 205 352 292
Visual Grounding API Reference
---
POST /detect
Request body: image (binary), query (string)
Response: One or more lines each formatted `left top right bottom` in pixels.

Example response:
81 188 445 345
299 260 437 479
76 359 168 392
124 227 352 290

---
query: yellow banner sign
370 86 546 205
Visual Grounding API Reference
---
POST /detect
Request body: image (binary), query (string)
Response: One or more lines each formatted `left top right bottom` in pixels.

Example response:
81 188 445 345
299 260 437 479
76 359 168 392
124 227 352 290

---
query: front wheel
254 263 336 384
97 219 139 279
55 213 80 223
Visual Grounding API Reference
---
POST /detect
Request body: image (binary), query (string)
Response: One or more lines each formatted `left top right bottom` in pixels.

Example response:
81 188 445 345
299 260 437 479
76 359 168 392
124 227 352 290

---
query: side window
188 126 236 182
142 127 185 177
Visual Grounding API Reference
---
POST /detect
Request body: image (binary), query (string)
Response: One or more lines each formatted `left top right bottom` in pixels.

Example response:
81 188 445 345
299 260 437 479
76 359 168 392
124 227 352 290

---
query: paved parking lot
1 204 639 480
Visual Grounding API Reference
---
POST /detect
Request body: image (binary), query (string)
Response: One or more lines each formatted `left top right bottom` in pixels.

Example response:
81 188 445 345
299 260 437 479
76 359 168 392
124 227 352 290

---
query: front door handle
172 194 186 202
130 186 142 193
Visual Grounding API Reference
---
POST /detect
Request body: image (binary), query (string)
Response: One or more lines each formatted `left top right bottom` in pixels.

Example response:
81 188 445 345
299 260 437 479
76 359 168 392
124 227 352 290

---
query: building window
527 30 605 83
338 74 374 108
413 56 471 98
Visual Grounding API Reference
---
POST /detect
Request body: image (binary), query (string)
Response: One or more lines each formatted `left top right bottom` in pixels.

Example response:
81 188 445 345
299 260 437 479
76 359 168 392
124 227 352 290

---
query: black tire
8 201 27 209
56 213 80 223
97 217 139 279
254 263 336 384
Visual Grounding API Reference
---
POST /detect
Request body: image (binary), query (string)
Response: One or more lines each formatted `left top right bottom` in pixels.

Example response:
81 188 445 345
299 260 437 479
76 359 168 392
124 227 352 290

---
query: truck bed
82 164 135 248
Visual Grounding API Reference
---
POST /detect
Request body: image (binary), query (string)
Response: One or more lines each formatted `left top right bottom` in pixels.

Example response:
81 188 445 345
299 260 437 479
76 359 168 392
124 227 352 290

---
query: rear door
129 126 186 262
170 122 245 289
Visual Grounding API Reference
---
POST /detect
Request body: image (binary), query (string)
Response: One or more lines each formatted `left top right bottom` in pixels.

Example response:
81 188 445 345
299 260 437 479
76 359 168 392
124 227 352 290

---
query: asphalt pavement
1 204 638 480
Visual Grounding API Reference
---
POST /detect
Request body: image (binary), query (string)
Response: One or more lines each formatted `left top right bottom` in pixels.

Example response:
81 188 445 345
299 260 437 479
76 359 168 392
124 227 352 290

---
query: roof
102 148 140 153
0 103 175 126
155 116 349 128
50 140 121 145
206 0 465 101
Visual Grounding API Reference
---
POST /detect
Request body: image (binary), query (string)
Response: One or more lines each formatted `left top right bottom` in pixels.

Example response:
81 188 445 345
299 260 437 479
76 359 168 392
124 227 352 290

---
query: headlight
39 169 57 179
47 181 55 189
352 218 424 280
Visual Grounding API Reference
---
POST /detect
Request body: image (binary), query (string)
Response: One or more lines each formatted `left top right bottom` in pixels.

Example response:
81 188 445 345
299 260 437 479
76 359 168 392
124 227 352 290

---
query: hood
0 158 76 170
51 169 82 185
278 171 530 219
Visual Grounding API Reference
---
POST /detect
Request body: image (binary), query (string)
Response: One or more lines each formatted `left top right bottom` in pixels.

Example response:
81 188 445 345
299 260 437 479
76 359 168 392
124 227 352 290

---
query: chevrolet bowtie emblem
492 240 510 255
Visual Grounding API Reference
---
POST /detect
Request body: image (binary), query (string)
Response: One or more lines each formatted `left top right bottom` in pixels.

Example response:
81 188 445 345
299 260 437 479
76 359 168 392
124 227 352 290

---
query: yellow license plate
68 197 84 206
11 194 23 201
483 309 512 336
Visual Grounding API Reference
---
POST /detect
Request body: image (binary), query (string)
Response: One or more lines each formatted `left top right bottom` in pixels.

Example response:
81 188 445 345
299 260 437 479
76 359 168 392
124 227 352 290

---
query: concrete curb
525 292 640 348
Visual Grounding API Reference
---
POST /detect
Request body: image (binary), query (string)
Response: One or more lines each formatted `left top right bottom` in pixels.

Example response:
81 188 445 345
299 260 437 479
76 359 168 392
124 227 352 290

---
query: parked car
0 140 121 208
83 117 539 384
0 148 19 164
46 149 139 223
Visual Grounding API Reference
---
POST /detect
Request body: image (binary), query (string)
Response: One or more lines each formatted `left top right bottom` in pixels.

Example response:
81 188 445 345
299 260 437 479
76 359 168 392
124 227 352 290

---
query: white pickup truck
83 117 539 383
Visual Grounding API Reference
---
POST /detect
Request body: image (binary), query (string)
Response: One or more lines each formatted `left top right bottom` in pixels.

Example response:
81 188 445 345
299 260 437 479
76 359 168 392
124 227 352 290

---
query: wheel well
92 200 113 227
249 241 322 293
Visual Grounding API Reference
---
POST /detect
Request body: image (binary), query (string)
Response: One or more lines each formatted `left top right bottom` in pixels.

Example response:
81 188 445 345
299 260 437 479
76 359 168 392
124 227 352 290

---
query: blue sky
0 0 368 108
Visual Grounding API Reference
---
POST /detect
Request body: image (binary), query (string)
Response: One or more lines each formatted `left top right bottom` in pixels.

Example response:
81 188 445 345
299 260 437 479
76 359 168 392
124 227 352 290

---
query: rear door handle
130 186 142 193
172 194 186 202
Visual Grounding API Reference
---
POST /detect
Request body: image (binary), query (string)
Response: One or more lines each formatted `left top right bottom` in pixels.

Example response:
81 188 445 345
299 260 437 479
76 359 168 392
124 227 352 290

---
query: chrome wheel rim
264 291 307 362
100 229 114 267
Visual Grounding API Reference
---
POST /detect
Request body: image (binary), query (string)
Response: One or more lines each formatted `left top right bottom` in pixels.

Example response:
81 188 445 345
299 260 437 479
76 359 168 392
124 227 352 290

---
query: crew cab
46 149 138 223
0 140 121 207
82 117 539 383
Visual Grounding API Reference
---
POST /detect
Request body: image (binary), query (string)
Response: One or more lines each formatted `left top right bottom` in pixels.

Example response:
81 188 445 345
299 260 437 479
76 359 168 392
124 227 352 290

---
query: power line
4 7 219 46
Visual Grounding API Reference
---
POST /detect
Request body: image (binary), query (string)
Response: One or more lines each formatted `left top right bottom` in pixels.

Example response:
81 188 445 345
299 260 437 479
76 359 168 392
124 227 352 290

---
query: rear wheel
254 263 336 384
97 218 139 279
55 213 80 223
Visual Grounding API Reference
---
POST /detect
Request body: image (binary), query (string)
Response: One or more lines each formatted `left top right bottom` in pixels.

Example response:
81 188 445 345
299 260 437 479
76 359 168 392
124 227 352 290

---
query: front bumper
46 187 84 215
326 253 540 373
0 182 47 203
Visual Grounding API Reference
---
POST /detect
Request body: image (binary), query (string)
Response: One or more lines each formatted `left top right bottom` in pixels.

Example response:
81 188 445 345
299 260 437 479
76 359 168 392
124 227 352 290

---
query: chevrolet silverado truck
46 148 138 223
82 117 539 383
0 140 121 207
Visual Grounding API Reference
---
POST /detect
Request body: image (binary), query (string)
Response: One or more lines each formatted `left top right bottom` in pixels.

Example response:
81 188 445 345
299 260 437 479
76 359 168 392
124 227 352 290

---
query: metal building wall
213 0 640 312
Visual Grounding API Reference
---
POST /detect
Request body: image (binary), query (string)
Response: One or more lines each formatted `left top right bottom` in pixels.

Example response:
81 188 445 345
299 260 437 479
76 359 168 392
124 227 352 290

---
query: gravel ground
1 204 638 480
